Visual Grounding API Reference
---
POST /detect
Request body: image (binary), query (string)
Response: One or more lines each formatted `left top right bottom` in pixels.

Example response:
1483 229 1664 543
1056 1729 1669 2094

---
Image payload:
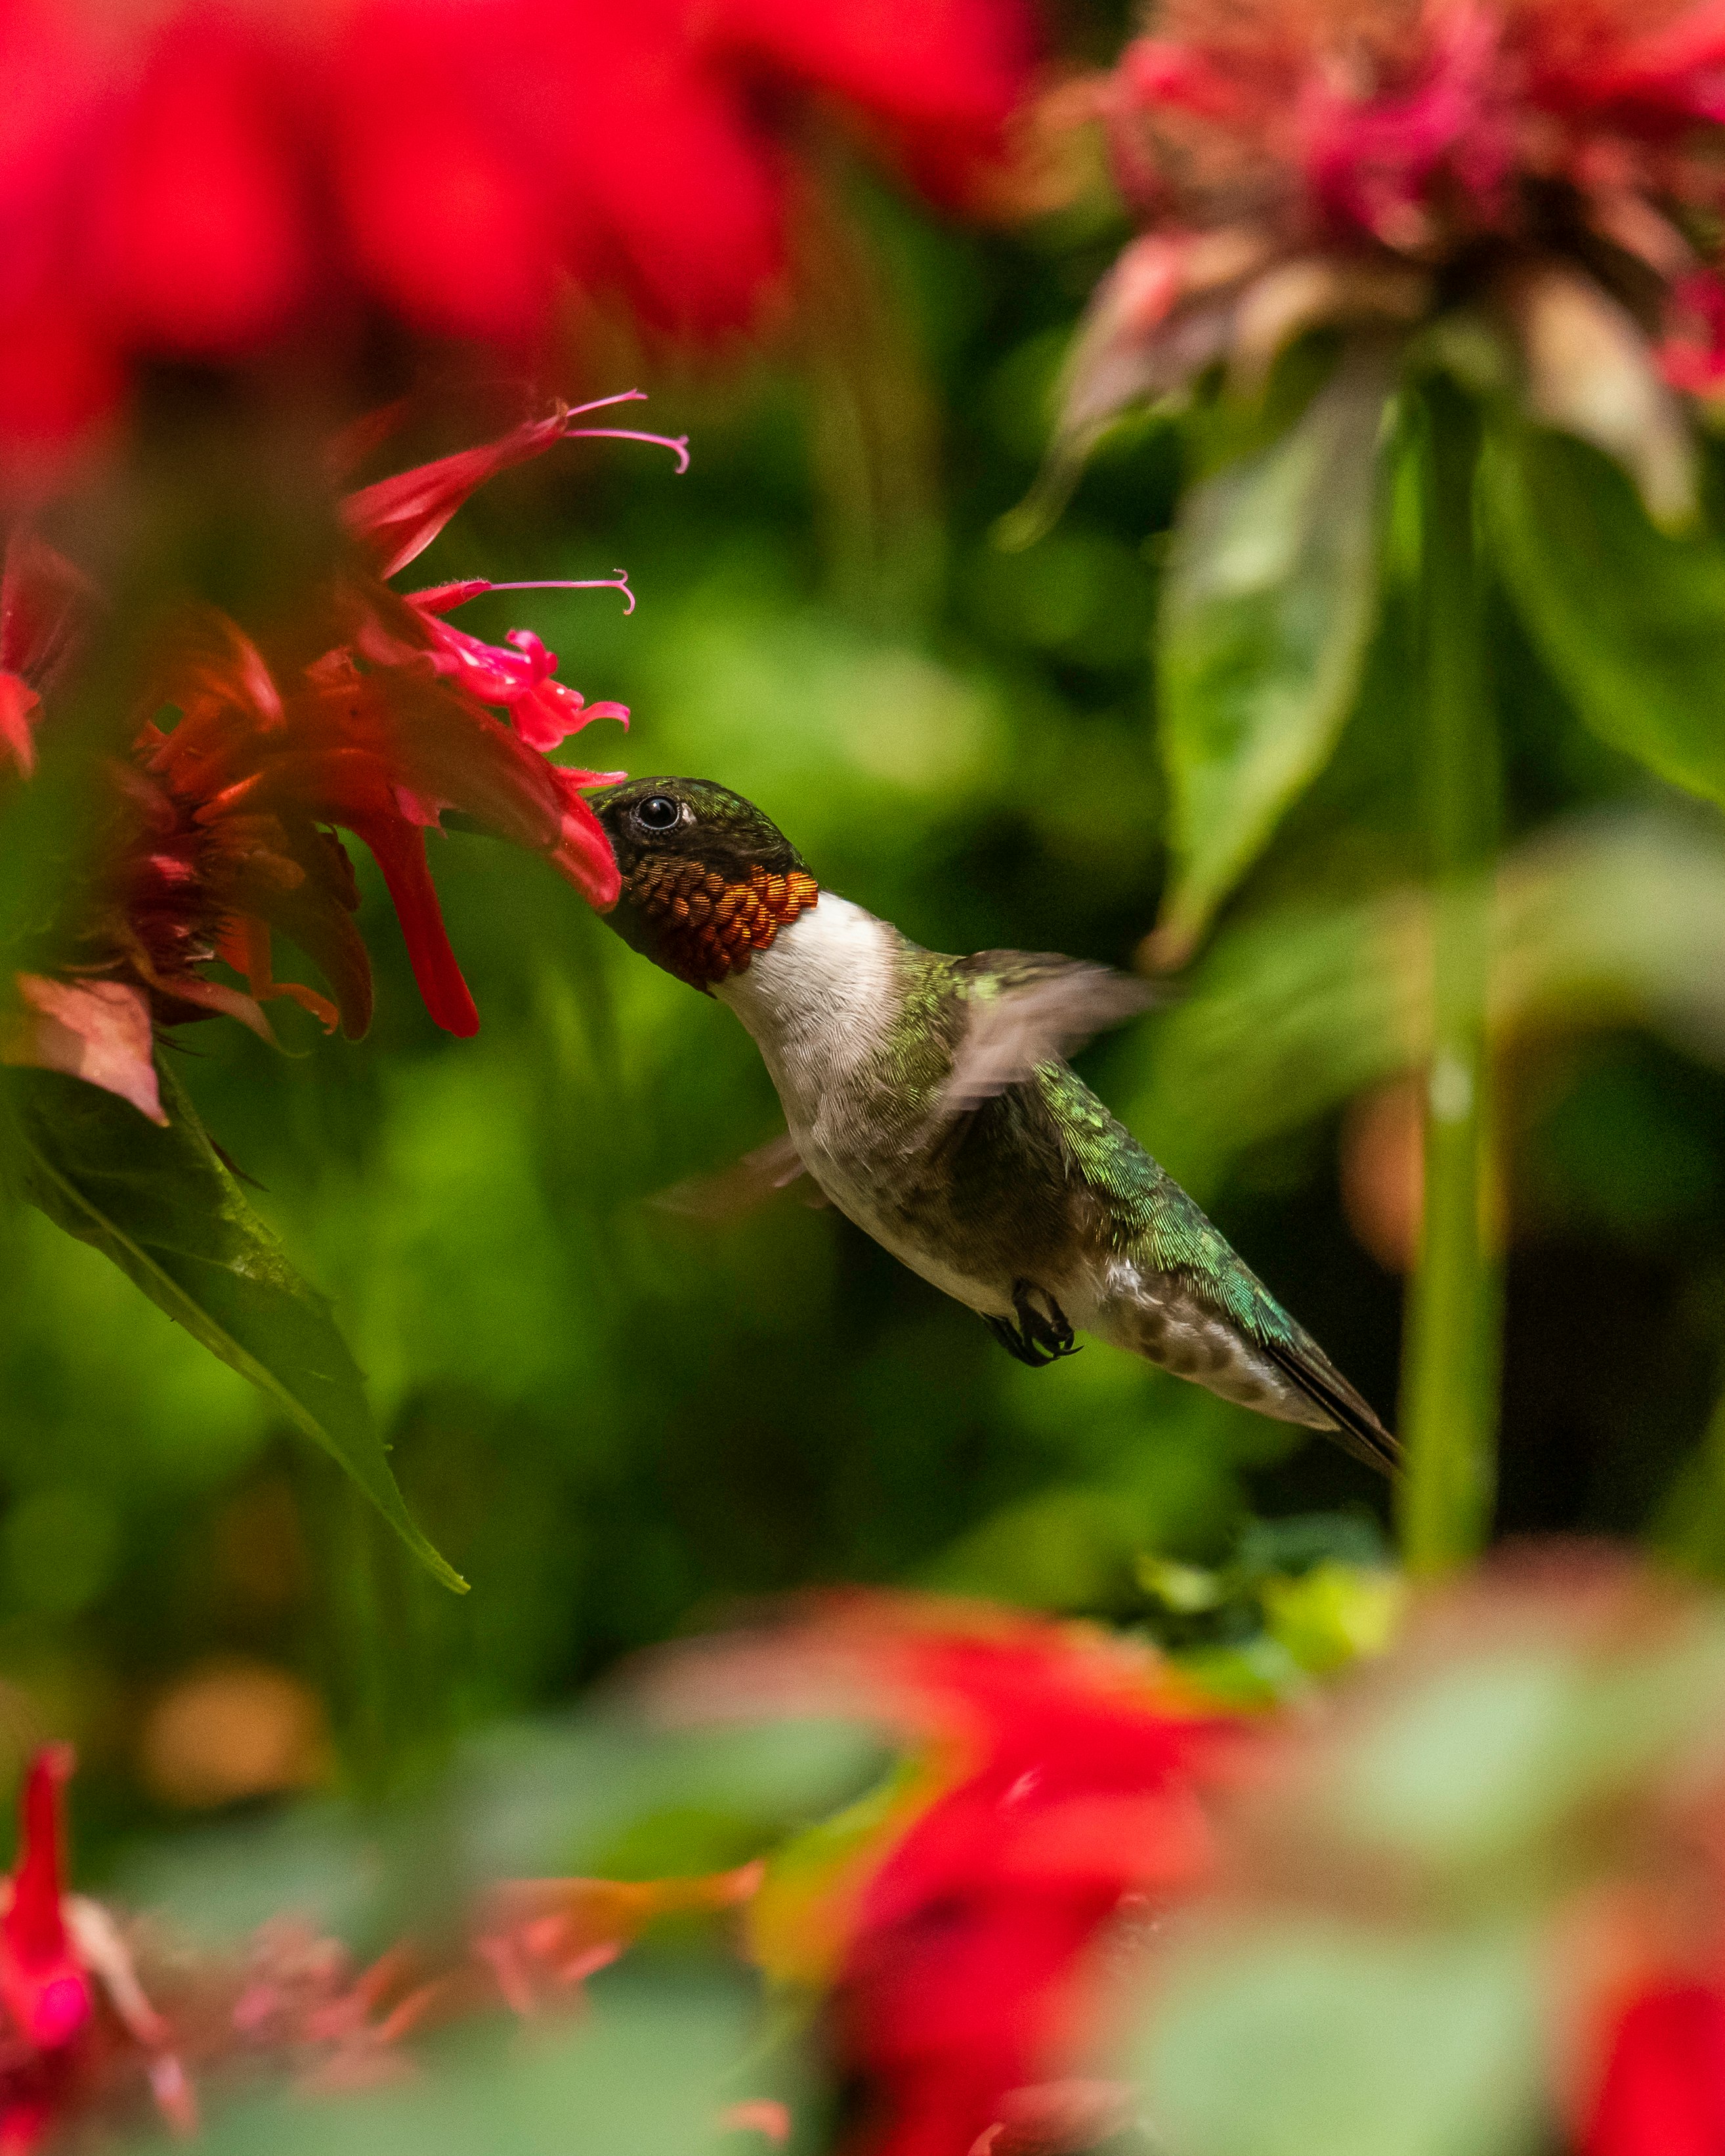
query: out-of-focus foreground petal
0 0 1036 476
646 1593 1242 2156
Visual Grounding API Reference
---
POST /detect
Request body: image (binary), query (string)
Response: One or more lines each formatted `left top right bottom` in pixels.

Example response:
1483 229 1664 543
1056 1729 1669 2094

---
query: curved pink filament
563 390 647 418
480 575 637 615
565 426 691 475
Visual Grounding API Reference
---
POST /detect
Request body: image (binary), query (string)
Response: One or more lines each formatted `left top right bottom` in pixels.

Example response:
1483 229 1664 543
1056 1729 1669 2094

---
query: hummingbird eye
634 795 683 833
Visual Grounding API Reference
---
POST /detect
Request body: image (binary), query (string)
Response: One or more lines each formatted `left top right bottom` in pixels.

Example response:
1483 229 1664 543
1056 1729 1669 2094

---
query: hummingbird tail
1098 1274 1397 1473
1257 1336 1401 1477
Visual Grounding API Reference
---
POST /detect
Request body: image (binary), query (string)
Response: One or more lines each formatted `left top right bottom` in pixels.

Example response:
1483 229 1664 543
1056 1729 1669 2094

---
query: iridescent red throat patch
628 856 819 986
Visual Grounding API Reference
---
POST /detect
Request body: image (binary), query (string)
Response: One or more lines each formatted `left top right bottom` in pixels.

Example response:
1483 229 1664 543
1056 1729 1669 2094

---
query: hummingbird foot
985 1282 1081 1368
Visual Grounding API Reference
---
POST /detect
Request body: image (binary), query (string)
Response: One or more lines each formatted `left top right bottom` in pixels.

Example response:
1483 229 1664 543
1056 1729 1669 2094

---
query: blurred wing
941 958 1157 1116
651 1132 828 1221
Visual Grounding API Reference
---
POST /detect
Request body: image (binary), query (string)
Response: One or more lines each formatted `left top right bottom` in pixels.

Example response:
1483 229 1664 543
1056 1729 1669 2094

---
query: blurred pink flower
1103 0 1725 257
1054 0 1725 518
0 1743 764 2147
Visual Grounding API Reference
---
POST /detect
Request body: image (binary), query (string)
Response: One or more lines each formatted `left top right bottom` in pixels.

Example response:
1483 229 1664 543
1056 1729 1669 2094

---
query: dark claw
985 1284 1081 1369
986 1315 1052 1367
1013 1279 1080 1360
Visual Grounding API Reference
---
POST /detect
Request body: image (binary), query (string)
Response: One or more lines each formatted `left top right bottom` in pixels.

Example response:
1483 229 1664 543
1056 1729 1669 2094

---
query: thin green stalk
1398 377 1502 1575
316 1470 394 1802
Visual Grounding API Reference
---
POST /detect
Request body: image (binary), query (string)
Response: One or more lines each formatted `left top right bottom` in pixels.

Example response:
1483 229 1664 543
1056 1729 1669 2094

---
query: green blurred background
9 115 1725 1854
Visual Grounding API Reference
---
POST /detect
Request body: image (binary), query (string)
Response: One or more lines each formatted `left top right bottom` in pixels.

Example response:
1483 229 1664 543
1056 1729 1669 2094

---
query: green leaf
1340 1618 1725 1876
1487 422 1725 803
1 1061 464 1593
1117 807 1725 1198
1155 340 1395 960
1134 1920 1546 2156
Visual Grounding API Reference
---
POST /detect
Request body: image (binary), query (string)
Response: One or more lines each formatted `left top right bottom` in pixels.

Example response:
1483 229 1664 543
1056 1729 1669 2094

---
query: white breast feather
715 895 897 1117
716 897 1022 1317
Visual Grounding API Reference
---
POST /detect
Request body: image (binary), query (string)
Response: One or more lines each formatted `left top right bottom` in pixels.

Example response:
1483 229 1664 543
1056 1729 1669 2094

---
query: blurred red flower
0 530 85 781
1588 1982 1725 2156
653 1596 1240 2156
0 1748 190 2154
0 0 1033 484
1 1750 93 2063
837 1622 1227 2156
1 401 651 1118
1054 0 1725 518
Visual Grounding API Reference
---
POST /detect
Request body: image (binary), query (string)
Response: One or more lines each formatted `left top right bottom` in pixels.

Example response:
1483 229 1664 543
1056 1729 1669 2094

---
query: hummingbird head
587 776 819 990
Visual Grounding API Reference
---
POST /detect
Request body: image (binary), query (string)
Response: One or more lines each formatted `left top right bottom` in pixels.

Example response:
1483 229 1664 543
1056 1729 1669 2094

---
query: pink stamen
566 426 691 475
485 575 637 615
414 575 636 618
563 390 649 418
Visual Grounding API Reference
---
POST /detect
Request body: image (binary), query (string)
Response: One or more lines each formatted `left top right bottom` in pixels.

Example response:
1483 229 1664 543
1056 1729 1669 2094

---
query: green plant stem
1651 1378 1725 1580
1398 377 1502 1575
300 1462 454 1805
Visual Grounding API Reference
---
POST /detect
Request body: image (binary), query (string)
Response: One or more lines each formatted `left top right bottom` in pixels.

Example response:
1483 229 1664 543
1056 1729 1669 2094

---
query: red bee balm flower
652 1597 1241 2156
0 0 1032 482
1055 0 1725 522
1 401 661 1118
833 1620 1227 2156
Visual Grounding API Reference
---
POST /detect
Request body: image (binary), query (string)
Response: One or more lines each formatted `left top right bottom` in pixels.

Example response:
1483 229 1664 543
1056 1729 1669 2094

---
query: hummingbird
590 776 1397 1473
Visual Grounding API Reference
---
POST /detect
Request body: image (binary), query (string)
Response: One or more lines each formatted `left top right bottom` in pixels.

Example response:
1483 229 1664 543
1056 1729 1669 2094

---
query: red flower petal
1587 1981 1725 2156
350 814 480 1036
710 0 1034 195
660 1600 1231 2156
538 24 788 337
341 408 573 580
0 1747 91 2053
547 773 624 909
0 675 39 776
1663 271 1725 394
6 1752 70 1968
0 293 120 487
1 530 91 692
85 16 310 354
336 38 552 342
511 681 629 751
